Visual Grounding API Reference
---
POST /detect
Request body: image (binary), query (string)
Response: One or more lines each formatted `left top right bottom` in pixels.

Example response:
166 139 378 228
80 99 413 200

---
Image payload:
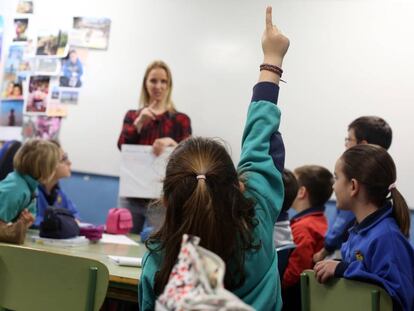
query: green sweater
0 171 38 222
139 82 284 311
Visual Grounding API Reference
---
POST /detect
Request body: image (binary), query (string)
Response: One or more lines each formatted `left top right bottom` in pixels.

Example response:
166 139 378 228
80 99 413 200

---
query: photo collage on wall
0 1 111 143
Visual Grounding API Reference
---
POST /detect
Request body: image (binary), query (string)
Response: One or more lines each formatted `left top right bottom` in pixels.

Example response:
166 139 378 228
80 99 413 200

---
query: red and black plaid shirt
117 109 192 150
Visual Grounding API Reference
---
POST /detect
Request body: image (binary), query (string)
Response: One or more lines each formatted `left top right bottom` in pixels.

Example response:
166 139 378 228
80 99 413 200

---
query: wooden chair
0 243 109 311
300 270 393 311
276 244 296 278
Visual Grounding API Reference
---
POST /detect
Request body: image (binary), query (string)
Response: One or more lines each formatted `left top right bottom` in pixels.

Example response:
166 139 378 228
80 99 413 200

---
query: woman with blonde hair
117 60 192 233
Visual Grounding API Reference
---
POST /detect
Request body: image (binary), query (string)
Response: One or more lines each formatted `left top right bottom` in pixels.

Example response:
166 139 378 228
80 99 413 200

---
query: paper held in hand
119 145 173 199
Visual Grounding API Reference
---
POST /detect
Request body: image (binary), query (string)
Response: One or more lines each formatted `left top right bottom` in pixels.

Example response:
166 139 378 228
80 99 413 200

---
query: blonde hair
138 60 176 112
13 139 60 183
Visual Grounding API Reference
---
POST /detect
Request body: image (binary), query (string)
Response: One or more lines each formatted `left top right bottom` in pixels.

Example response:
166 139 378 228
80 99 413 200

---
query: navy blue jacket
34 184 80 227
335 205 414 311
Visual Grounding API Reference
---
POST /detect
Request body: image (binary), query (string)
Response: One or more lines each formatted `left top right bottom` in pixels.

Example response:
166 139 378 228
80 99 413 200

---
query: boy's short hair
281 169 298 213
294 165 334 207
348 116 392 150
13 139 60 183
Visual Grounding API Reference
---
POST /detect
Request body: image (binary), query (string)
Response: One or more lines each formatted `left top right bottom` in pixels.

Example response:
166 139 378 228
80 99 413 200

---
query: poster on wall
71 17 111 50
0 74 23 100
36 30 69 57
25 75 50 114
59 47 87 88
0 16 3 61
16 1 34 14
33 58 60 75
22 115 61 140
0 100 24 140
13 18 29 42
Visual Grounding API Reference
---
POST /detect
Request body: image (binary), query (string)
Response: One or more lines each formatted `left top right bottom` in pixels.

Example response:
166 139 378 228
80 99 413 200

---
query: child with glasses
0 139 60 244
34 140 80 227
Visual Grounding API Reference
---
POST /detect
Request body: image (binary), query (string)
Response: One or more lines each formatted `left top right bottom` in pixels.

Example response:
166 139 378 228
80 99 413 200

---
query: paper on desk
30 235 89 247
119 145 173 199
100 233 139 246
108 255 142 267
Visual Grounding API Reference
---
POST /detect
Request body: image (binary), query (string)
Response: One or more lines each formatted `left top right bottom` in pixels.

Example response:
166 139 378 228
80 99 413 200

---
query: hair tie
388 183 396 191
196 174 206 180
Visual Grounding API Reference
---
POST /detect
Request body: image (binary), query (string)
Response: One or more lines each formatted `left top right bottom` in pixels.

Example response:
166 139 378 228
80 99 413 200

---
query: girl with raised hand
139 6 289 310
314 144 414 311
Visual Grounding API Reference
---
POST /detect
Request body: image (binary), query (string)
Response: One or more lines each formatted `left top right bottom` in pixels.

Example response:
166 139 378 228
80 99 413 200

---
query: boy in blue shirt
34 141 80 227
314 116 393 262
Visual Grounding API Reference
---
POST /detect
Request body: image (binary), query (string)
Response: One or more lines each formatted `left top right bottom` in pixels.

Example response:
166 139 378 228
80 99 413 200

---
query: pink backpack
106 208 133 234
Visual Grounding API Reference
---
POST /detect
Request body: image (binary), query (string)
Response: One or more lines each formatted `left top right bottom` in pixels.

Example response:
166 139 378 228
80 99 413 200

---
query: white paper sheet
108 255 142 267
100 233 139 246
119 145 172 199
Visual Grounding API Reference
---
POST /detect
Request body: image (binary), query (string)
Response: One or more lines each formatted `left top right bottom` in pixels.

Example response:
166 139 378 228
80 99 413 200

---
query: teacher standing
117 60 192 234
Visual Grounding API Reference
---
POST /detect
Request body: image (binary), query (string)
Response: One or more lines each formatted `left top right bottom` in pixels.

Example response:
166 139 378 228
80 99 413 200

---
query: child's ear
296 186 307 199
350 178 360 197
239 181 245 193
359 139 368 145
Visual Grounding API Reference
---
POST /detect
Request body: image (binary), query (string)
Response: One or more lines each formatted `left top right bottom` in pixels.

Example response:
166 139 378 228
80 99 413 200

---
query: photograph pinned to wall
59 88 79 105
0 100 24 127
13 18 29 42
0 16 3 60
71 17 111 50
46 101 68 117
4 45 24 74
36 30 68 57
21 115 61 140
59 47 87 88
25 75 49 113
16 1 34 14
33 58 60 75
1 73 24 100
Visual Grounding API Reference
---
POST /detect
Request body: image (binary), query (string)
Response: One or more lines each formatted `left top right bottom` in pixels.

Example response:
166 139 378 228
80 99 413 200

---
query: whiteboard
1 0 413 206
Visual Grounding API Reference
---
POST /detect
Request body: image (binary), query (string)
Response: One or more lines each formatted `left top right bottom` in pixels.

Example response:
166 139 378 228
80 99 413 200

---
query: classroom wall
1 0 413 206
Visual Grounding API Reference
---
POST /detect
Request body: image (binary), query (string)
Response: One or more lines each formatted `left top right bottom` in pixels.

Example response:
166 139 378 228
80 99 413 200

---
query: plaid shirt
117 109 192 149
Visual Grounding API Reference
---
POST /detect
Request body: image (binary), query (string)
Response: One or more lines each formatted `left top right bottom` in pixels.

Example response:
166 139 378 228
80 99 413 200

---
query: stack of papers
30 235 89 247
108 255 142 267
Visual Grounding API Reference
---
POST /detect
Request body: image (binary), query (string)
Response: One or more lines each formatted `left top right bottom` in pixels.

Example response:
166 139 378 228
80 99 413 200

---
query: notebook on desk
108 255 142 267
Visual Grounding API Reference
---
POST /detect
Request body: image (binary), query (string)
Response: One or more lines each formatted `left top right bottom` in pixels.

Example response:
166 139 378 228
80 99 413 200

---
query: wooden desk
23 231 146 303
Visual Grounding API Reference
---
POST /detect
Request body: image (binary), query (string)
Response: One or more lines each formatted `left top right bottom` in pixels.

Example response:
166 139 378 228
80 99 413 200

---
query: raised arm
238 6 289 223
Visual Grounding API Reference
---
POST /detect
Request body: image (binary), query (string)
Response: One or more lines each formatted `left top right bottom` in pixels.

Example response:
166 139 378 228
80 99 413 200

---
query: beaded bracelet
259 63 283 77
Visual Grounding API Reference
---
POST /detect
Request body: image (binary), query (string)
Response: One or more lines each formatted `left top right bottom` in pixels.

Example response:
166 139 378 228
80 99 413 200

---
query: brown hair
294 165 334 207
340 144 410 236
13 139 60 183
348 116 392 150
281 169 298 212
139 60 175 112
146 137 259 295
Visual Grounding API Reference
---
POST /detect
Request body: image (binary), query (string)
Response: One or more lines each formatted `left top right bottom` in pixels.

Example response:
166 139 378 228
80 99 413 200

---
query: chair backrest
300 270 393 311
0 243 109 311
276 244 296 278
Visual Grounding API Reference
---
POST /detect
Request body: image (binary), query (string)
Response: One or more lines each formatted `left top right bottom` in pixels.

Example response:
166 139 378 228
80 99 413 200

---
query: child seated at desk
34 140 80 227
0 139 60 244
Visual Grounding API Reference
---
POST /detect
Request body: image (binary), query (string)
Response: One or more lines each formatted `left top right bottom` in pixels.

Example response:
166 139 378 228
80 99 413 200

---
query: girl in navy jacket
314 144 414 311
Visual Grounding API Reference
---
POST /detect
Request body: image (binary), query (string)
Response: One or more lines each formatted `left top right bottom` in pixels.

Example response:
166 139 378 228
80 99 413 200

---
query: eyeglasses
344 137 357 144
60 153 69 163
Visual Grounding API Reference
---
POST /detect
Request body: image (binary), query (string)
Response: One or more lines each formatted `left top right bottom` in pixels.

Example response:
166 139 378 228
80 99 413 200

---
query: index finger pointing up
266 6 273 30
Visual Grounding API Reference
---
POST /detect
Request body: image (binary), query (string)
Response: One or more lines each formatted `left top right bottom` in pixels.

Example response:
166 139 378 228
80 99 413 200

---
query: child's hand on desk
19 209 35 228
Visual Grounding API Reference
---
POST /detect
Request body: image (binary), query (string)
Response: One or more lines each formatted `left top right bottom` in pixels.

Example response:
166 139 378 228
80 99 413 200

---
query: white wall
1 0 413 206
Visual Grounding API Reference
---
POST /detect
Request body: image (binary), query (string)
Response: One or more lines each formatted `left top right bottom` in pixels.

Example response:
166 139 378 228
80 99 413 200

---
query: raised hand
262 6 290 67
133 107 156 132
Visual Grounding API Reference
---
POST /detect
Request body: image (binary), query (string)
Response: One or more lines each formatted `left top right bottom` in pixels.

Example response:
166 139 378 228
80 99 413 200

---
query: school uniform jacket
335 205 414 311
0 171 38 222
283 206 328 288
138 82 285 311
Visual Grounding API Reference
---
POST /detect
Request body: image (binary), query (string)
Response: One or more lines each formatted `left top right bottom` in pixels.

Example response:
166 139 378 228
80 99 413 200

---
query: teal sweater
139 82 284 311
0 171 38 222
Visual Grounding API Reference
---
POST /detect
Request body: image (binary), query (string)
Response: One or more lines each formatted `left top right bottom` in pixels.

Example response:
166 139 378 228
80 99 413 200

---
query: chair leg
300 273 310 311
87 267 98 311
371 290 379 311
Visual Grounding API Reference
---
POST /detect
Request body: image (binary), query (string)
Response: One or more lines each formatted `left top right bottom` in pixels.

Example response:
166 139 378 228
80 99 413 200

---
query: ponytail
390 188 411 237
